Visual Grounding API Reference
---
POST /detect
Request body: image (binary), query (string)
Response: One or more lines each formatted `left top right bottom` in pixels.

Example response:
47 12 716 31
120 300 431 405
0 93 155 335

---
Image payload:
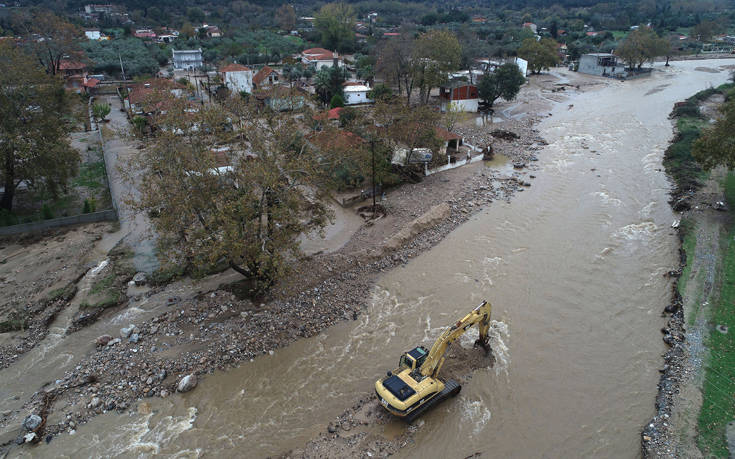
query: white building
85 30 101 40
343 82 373 105
220 63 253 93
475 57 529 77
172 49 203 71
301 48 343 70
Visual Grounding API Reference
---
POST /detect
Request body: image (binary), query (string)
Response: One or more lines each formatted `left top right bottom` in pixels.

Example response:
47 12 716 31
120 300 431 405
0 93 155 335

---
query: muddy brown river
13 59 735 458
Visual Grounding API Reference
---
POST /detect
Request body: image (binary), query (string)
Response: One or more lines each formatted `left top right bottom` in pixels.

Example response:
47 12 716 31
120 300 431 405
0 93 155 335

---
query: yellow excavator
375 300 492 422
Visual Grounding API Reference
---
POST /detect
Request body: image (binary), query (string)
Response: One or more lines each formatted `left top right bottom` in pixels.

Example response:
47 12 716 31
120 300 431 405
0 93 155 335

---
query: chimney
333 51 339 68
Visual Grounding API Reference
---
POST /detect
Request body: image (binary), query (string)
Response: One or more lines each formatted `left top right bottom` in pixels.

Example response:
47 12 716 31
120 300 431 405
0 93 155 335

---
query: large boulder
22 414 42 431
177 374 197 393
95 335 113 346
120 324 136 339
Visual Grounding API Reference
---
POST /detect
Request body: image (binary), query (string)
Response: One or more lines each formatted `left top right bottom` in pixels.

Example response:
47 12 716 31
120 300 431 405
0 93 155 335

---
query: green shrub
41 204 54 220
330 94 344 108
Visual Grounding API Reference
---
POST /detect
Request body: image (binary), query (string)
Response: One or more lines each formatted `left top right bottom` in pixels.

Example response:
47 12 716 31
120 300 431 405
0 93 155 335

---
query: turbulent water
14 59 735 458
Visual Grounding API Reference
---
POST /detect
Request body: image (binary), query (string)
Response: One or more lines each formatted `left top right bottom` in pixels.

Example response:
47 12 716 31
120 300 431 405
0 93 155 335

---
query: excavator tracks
404 379 461 423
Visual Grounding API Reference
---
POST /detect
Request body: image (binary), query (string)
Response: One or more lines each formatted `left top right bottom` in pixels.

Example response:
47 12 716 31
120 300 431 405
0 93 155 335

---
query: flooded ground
11 59 735 458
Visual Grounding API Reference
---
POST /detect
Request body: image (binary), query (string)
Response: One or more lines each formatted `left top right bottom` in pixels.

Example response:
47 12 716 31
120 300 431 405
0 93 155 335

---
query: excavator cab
399 346 429 371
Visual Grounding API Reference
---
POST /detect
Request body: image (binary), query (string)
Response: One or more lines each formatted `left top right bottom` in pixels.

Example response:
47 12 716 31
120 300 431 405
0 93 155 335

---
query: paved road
100 95 158 272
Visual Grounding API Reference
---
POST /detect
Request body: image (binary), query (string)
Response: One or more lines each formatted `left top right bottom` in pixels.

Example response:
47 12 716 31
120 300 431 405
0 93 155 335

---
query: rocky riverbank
642 88 734 457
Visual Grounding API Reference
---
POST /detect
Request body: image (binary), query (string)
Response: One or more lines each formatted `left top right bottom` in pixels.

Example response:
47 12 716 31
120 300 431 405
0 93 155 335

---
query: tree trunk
0 184 14 211
1 155 14 211
665 55 670 66
229 261 249 277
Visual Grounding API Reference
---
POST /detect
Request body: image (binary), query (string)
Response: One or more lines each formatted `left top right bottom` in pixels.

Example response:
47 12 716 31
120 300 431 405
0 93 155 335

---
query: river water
15 59 735 458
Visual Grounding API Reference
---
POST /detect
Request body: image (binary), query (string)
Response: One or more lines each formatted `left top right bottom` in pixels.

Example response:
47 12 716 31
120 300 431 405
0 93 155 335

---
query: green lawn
697 171 735 456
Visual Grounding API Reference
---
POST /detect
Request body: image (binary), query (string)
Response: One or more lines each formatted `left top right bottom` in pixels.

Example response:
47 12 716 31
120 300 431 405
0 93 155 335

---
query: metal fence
0 209 118 237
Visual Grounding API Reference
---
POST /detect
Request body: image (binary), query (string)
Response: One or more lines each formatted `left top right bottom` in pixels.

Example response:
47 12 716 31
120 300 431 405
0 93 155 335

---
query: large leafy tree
314 2 355 53
375 32 414 103
692 95 735 170
412 29 462 105
130 98 334 292
0 42 78 211
275 4 297 31
12 9 81 75
478 63 526 108
518 38 560 74
615 27 669 70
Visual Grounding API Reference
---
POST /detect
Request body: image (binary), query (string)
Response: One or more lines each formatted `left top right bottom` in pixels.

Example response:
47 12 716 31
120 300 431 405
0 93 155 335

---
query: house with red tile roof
56 60 88 92
252 65 280 90
301 48 343 70
220 63 253 93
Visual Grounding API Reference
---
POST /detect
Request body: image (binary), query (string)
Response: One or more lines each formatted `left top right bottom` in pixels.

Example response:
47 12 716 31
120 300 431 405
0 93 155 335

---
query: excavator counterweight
374 300 492 422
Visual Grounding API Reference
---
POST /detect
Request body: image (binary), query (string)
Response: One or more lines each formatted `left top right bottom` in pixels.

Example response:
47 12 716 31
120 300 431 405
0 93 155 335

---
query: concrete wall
0 210 118 237
441 98 479 113
224 71 253 93
344 90 372 105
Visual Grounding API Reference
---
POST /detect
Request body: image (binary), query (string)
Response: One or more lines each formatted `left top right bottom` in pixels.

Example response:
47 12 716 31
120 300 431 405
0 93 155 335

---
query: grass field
697 171 735 456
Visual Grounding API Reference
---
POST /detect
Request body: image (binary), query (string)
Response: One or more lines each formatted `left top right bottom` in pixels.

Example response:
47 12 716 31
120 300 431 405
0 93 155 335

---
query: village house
522 22 538 34
172 49 203 71
475 57 528 77
56 60 88 92
125 79 188 116
134 29 156 39
439 79 479 113
301 48 343 70
343 82 373 105
157 34 177 44
578 53 626 77
84 4 116 14
84 30 101 40
198 24 222 38
313 107 344 126
220 63 254 94
252 65 280 90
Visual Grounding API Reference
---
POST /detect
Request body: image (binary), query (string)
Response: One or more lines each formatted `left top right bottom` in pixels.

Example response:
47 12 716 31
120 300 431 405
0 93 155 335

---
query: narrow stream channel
16 59 735 458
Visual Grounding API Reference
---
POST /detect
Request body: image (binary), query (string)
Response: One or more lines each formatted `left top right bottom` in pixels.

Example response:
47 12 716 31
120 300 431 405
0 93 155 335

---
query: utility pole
371 139 376 213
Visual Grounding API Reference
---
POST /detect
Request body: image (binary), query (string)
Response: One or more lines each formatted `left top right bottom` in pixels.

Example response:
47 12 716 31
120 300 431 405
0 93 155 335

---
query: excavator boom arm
420 301 492 378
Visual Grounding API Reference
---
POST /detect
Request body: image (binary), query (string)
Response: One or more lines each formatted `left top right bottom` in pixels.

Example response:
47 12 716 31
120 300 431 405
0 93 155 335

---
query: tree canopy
131 98 335 292
478 63 526 107
692 91 735 170
0 42 79 211
314 2 356 53
615 27 669 70
518 37 560 74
